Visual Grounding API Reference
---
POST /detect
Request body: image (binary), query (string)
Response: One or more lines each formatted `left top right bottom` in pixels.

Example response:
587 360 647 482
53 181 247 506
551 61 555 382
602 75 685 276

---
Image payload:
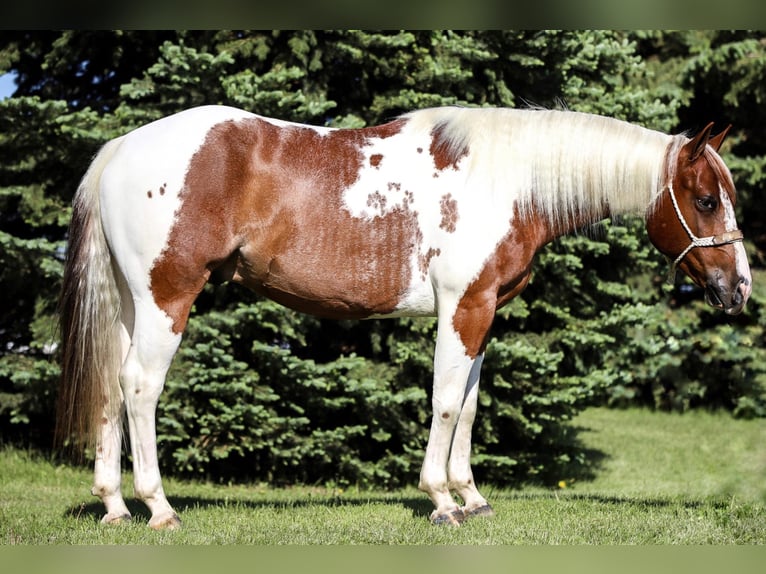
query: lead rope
665 183 744 283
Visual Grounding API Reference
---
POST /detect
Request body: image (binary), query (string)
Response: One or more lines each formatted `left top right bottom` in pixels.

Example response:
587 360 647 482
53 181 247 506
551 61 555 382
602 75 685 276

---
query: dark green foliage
158 297 432 486
2 31 765 487
601 291 766 418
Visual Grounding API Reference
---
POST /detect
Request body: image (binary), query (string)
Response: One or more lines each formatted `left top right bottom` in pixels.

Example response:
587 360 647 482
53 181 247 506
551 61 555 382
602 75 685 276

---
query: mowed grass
1 408 764 544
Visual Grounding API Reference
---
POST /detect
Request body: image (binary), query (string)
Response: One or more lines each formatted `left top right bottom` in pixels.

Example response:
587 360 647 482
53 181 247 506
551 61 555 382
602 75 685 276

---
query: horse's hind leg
120 296 190 530
91 277 133 524
92 322 132 524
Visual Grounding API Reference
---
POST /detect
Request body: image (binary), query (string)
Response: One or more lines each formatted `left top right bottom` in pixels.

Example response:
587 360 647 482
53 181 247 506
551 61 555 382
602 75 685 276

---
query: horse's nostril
705 285 724 309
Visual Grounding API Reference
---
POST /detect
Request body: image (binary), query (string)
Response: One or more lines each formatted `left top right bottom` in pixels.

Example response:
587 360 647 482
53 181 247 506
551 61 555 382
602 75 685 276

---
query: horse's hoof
148 512 182 530
101 512 132 525
463 503 495 520
431 507 465 526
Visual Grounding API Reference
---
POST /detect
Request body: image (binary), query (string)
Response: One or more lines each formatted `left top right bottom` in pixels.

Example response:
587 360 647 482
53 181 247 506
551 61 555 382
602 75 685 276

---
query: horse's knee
432 393 463 425
436 407 460 426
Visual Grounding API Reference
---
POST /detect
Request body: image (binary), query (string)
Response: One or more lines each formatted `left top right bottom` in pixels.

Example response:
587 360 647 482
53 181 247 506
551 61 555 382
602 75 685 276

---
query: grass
1 408 765 544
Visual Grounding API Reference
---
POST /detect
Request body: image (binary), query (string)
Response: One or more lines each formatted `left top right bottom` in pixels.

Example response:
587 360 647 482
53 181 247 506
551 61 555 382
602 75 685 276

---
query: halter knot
666 183 744 283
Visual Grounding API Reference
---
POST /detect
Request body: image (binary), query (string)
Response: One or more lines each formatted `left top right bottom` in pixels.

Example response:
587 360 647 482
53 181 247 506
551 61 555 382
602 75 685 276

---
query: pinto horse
57 105 751 529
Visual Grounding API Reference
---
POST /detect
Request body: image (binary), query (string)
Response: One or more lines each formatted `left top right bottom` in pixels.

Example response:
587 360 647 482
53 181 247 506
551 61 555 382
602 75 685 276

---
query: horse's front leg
447 354 494 520
419 300 494 525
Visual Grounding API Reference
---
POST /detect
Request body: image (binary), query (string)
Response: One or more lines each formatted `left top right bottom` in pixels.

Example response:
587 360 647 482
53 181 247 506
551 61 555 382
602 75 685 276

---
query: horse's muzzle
706 276 751 315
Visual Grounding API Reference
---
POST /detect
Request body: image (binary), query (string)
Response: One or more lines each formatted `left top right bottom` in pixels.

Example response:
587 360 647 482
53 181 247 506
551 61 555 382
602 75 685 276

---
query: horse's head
647 123 751 315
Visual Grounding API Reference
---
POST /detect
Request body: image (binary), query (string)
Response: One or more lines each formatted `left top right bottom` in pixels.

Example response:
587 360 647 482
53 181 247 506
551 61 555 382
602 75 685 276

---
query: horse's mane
403 106 678 229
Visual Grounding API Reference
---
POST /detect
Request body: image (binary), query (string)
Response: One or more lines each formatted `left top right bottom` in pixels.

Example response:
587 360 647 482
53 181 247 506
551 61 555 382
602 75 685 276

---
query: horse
56 105 751 529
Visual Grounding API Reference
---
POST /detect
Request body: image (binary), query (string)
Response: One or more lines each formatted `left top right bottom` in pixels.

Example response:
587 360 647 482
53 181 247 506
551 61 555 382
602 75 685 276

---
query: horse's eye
696 196 718 211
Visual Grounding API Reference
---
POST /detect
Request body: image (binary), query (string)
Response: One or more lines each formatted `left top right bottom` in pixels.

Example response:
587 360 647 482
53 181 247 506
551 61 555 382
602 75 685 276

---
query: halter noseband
665 183 744 282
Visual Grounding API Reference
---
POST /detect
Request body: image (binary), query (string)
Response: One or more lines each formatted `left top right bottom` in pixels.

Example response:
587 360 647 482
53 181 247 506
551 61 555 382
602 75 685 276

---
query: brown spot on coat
367 191 387 211
403 190 414 209
147 190 153 198
418 247 441 280
149 117 413 333
439 193 458 232
370 154 383 168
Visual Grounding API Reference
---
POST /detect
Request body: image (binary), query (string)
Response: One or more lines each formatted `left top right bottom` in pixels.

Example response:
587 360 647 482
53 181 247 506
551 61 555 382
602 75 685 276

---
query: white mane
404 106 677 229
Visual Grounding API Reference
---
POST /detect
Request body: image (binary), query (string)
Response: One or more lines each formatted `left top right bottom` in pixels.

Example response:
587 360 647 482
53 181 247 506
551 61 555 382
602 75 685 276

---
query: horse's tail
56 137 125 454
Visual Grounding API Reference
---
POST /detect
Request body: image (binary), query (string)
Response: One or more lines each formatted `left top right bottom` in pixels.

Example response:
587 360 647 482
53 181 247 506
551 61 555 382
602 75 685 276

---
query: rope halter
665 182 744 283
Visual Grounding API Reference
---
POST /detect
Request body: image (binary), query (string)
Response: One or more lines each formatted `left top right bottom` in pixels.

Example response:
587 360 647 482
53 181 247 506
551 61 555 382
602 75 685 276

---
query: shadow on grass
500 422 610 487
63 486 727 526
499 491 734 510
64 493 436 524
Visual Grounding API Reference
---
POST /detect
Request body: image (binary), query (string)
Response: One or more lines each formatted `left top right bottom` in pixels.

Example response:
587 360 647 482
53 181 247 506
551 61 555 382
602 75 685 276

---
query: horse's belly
232 248 436 320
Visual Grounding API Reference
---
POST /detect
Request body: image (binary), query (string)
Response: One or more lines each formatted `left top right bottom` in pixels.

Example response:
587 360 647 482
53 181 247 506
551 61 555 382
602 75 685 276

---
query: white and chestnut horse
57 105 751 528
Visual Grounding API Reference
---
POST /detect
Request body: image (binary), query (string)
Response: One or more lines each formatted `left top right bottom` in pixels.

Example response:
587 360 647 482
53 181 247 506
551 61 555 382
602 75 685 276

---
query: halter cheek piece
665 183 745 283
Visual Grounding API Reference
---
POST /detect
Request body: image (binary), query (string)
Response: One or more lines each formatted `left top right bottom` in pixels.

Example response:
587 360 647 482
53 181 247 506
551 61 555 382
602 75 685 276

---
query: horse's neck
524 136 678 246
524 135 675 240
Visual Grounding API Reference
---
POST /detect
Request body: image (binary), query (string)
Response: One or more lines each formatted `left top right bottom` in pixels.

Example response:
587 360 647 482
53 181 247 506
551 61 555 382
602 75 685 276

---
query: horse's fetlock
91 483 120 499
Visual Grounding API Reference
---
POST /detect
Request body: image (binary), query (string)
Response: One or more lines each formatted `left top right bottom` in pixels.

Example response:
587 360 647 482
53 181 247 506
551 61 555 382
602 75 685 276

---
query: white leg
447 354 494 518
419 318 477 525
121 301 183 530
92 320 132 524
92 408 131 523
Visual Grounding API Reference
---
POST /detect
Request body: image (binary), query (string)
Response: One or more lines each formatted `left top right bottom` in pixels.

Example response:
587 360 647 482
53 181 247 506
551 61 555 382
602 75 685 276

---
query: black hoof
431 508 465 526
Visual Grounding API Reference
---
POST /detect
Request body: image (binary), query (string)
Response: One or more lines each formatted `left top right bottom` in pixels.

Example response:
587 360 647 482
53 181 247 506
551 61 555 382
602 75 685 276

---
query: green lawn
1 408 764 544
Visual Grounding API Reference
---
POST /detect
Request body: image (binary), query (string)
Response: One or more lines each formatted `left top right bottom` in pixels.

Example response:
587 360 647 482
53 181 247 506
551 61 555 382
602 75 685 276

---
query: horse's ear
686 122 715 162
708 124 732 152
